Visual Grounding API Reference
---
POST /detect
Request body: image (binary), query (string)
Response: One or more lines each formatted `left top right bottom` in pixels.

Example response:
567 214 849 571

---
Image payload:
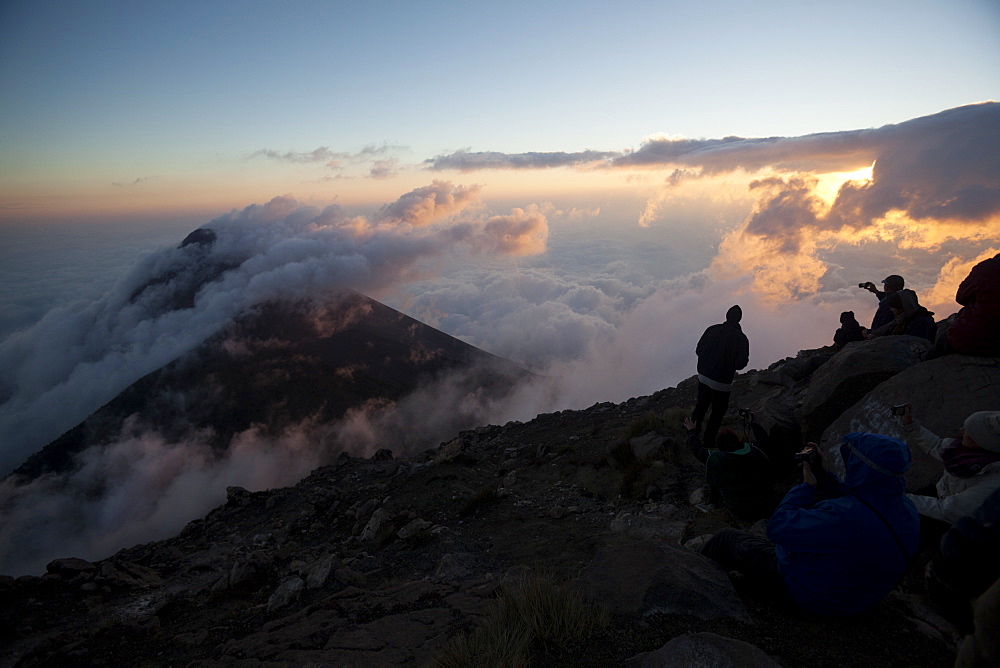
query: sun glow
813 161 876 206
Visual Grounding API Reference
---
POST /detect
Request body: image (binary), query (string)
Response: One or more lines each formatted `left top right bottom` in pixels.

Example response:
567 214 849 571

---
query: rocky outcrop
821 355 1000 491
575 540 749 622
800 336 929 441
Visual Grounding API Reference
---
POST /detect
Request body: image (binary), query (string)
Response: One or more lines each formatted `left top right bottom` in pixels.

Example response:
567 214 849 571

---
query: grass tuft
430 575 609 667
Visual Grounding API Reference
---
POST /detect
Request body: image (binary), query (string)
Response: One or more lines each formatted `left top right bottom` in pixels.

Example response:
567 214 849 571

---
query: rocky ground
4 342 997 667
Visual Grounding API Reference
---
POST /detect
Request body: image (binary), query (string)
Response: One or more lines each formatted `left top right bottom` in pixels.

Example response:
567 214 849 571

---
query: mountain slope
9 292 529 481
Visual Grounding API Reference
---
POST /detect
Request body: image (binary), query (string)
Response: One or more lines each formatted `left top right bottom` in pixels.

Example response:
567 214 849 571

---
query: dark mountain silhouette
9 292 529 481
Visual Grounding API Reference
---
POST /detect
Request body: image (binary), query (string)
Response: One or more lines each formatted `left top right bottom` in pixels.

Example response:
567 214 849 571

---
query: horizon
1 0 999 574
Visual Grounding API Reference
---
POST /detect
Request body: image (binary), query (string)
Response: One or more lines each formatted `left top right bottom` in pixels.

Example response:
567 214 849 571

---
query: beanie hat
840 311 855 324
964 411 1000 453
726 305 742 323
882 275 905 291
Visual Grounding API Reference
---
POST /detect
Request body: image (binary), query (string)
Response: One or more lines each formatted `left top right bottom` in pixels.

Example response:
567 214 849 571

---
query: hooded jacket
767 433 919 616
946 252 1000 356
696 319 749 386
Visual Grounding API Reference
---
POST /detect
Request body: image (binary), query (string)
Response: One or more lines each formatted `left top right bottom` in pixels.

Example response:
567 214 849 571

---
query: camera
795 446 822 468
858 282 874 290
892 404 907 416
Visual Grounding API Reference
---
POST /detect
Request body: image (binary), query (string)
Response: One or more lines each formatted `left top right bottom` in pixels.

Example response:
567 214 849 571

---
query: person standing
692 305 749 447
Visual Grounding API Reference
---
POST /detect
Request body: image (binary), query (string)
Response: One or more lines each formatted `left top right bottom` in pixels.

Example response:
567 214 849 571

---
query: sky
0 0 999 574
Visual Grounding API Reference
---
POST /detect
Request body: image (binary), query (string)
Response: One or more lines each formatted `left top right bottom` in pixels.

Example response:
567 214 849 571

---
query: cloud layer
0 182 548 476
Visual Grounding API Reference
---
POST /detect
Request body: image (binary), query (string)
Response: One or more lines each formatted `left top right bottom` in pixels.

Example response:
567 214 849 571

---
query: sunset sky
1 0 1000 574
2 0 998 218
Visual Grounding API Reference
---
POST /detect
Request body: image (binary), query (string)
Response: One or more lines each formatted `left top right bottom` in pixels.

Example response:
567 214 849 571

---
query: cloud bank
429 103 1000 305
0 182 548 477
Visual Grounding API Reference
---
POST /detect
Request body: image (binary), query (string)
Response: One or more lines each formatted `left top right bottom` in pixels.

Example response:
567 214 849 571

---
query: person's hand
901 403 914 426
803 461 818 486
862 329 873 340
683 417 695 431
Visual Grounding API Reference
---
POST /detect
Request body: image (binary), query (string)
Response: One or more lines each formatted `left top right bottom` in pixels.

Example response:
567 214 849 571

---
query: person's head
961 411 1000 451
838 432 910 493
840 310 856 325
882 275 904 293
715 429 741 451
725 305 742 323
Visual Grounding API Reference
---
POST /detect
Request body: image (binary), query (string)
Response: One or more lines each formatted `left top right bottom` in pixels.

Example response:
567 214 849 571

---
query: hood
839 432 910 495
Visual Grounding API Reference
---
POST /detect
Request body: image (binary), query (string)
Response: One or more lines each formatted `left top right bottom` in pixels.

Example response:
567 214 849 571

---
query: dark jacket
870 289 927 338
927 485 1000 632
946 253 1000 356
686 431 775 520
833 312 864 349
767 432 919 616
696 321 749 385
871 289 894 330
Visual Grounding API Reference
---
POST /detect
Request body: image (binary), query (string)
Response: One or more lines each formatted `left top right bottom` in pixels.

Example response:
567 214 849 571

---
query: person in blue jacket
701 432 919 616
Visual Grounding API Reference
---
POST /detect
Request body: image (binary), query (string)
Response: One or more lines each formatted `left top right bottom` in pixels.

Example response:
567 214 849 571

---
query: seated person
833 311 864 349
900 405 1000 524
683 416 775 521
700 433 919 616
925 485 1000 635
860 274 905 331
866 290 935 341
924 251 1000 360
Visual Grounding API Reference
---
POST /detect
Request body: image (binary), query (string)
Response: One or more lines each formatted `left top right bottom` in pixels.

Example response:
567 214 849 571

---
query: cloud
0 183 548 476
425 148 617 172
369 158 400 180
249 146 341 163
251 143 408 169
0 419 324 576
428 102 1000 249
377 180 482 225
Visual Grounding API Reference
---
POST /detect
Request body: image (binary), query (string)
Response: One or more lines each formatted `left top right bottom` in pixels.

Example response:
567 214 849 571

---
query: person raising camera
899 404 1000 524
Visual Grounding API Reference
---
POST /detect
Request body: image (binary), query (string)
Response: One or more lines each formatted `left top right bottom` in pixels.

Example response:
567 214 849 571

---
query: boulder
624 632 779 667
575 540 748 622
360 508 391 542
821 355 1000 492
267 577 304 612
610 511 685 542
306 554 340 590
800 336 929 441
629 433 667 459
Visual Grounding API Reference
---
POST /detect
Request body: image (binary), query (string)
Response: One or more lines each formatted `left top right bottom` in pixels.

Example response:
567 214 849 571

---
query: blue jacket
767 433 919 616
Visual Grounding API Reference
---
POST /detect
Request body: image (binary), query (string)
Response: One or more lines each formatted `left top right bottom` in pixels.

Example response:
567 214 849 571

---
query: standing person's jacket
696 321 749 386
946 252 1000 356
901 420 1000 524
767 433 919 616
